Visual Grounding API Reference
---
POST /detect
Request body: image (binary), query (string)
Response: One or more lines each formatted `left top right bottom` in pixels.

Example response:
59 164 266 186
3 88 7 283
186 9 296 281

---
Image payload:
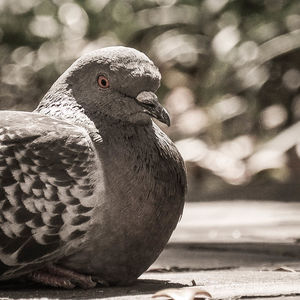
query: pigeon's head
56 46 170 127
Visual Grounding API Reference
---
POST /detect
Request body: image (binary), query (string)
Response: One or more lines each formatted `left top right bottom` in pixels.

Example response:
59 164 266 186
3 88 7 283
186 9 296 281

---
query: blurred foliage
1 0 300 200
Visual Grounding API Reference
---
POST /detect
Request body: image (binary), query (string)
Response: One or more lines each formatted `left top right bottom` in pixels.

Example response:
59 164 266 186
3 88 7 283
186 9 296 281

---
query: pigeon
0 46 186 288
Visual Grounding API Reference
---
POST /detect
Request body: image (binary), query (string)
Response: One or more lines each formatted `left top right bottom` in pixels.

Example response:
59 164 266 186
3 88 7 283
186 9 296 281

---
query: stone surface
170 200 300 244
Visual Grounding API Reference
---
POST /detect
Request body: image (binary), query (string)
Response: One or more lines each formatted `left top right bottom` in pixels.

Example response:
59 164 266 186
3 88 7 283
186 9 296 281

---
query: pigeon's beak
135 91 171 126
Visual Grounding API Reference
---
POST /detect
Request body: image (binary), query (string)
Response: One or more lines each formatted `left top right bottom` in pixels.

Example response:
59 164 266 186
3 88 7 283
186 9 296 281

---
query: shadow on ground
166 242 300 257
0 278 186 299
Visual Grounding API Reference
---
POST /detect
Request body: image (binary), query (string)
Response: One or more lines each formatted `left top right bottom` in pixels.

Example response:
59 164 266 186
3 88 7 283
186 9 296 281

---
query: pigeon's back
0 111 102 279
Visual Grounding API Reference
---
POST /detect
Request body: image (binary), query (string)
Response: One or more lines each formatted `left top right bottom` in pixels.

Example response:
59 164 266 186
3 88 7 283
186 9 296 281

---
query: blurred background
1 0 300 202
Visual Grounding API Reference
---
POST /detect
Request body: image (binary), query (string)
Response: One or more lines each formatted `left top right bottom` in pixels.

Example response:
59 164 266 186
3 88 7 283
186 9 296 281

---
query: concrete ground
0 200 300 299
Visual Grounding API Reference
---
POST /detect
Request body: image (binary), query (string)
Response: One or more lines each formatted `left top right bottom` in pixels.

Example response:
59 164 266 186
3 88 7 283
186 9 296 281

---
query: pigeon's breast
62 124 186 284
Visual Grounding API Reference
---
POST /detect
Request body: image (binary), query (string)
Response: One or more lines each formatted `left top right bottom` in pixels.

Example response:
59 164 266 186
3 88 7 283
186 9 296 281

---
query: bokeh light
1 0 300 200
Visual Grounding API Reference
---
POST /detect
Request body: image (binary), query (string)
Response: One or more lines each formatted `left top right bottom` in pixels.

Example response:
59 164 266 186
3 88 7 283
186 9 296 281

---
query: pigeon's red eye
97 75 110 89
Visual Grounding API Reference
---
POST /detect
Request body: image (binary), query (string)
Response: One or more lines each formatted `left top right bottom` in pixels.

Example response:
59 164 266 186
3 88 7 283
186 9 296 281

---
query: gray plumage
0 46 186 286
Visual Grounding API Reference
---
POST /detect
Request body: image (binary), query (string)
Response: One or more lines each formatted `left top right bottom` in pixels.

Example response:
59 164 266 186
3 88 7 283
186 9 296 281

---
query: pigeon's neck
97 120 180 173
35 87 102 142
92 113 152 141
36 87 81 115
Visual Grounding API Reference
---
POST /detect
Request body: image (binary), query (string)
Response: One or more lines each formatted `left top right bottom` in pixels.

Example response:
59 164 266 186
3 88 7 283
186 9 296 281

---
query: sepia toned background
1 0 300 202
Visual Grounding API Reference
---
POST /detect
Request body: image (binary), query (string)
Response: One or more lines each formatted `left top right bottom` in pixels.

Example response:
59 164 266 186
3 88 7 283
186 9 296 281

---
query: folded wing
0 111 101 279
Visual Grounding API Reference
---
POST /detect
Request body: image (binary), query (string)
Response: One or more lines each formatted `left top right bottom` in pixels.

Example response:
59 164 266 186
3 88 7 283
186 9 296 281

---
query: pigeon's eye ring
97 75 110 89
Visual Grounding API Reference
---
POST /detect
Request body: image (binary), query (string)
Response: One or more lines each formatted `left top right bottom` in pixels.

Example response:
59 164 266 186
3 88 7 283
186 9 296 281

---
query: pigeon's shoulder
0 111 101 279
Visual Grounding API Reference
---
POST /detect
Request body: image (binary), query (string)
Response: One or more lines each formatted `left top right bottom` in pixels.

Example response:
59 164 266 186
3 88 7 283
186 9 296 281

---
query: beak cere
135 91 171 126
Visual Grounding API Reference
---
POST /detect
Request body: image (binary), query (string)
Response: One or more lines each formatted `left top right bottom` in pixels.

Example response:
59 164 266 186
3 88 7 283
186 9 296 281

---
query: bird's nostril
144 101 156 108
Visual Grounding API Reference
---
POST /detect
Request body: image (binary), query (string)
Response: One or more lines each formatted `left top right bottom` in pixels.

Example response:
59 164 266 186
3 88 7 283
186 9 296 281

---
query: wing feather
0 111 101 279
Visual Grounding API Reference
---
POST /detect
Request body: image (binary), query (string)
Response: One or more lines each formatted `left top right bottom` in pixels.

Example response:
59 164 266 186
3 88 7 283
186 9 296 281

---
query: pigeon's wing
0 111 101 279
